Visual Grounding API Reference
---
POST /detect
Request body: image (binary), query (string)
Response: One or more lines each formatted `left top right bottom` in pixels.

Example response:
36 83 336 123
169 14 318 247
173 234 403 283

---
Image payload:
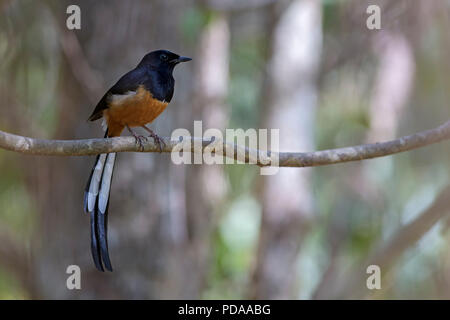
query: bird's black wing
88 67 149 121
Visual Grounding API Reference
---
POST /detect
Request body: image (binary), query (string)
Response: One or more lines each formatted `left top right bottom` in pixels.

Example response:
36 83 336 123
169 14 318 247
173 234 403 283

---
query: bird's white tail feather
98 153 116 213
87 153 107 212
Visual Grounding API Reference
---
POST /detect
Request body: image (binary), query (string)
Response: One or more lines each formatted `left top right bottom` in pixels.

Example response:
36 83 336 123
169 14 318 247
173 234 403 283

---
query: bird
83 50 191 271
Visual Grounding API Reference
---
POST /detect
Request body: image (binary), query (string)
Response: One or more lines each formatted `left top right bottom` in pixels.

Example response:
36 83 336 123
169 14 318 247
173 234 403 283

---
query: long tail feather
90 210 104 271
84 135 117 272
98 205 112 271
97 152 116 271
84 154 101 213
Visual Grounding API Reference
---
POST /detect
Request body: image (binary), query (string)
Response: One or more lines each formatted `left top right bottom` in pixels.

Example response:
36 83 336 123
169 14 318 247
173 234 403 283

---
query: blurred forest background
0 0 450 299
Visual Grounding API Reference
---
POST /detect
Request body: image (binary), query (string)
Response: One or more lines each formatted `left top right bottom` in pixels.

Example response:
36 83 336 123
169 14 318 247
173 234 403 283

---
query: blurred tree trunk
366 32 415 143
160 11 231 298
249 0 322 299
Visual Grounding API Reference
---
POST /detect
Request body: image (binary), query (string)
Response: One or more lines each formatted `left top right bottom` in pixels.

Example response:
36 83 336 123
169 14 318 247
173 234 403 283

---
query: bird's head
138 50 192 71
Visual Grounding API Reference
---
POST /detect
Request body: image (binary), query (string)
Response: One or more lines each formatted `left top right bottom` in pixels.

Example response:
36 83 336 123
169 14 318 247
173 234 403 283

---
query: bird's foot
149 132 166 153
134 135 147 152
142 127 166 152
127 126 147 151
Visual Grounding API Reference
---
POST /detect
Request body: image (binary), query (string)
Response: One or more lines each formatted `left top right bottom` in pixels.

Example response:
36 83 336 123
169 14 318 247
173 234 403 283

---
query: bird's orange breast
104 85 168 136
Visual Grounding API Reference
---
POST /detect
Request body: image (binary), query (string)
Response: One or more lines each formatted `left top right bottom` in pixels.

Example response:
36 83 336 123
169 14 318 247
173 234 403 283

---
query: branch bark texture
0 120 449 167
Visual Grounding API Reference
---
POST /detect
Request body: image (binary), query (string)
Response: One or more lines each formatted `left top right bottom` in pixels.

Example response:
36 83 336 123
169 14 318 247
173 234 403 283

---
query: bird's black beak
172 56 192 64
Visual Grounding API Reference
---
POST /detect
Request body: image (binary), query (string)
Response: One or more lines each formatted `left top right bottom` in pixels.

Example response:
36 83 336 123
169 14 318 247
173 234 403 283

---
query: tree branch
334 185 450 299
0 120 449 167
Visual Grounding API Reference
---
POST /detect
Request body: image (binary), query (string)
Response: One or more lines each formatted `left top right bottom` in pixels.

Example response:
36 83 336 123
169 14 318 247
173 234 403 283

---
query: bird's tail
83 131 116 272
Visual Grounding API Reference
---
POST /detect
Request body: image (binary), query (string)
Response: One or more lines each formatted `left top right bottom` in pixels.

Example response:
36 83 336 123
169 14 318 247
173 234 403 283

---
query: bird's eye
160 54 168 61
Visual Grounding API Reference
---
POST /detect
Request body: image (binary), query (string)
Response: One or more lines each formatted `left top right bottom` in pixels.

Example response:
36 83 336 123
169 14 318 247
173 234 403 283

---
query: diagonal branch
331 185 450 299
0 120 449 168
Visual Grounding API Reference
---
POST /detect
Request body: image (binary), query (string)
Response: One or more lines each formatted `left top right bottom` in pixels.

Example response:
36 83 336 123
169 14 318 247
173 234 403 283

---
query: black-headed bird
84 50 191 271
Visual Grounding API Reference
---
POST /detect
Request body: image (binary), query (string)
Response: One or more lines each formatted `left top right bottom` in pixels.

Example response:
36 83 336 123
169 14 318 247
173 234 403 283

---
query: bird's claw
149 132 166 153
132 134 147 152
